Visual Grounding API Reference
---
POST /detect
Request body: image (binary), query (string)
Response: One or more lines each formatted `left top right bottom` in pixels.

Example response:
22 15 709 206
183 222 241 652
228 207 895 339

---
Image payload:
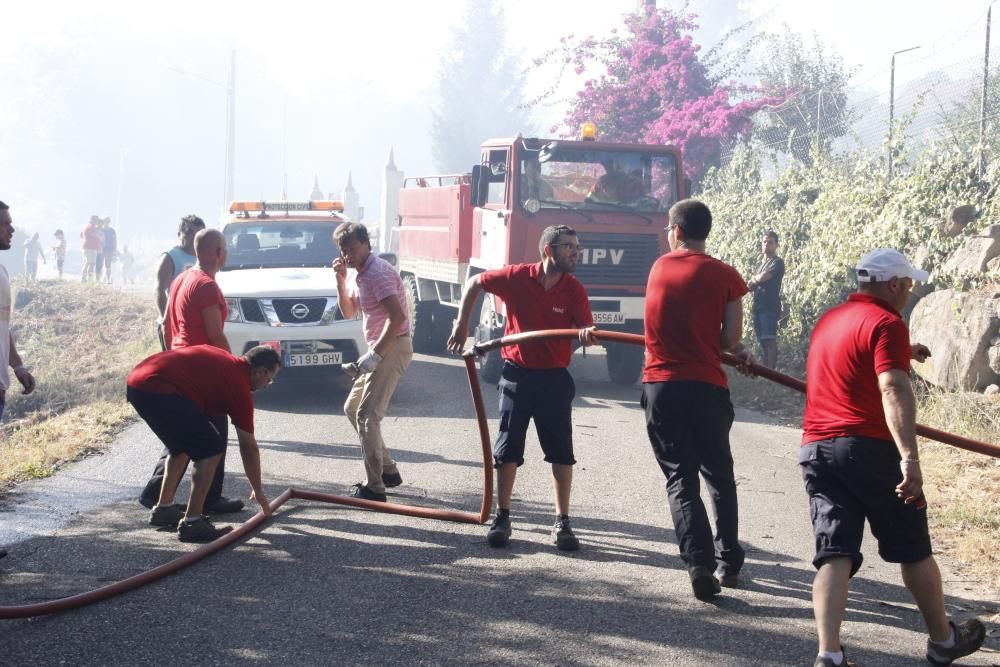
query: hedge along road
0 348 996 666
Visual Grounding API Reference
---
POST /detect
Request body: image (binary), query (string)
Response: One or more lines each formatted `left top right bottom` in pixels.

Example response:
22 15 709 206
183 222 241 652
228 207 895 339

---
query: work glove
356 350 383 373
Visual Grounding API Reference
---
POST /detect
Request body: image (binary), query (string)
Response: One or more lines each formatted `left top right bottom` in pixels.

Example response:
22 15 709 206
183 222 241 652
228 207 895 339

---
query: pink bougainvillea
560 8 778 184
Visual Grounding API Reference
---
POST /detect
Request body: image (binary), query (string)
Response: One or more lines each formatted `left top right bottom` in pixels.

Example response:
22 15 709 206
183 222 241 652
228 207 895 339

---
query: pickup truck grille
237 297 338 325
272 298 326 324
574 233 661 286
240 299 266 323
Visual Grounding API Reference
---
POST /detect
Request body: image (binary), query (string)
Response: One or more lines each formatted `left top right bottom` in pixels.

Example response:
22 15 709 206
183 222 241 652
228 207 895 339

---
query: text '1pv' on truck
390 124 683 384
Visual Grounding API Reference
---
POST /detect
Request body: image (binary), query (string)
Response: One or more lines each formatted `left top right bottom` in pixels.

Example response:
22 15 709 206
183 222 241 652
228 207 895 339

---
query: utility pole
979 2 996 181
114 146 128 230
814 89 824 156
224 49 236 215
888 45 921 180
170 51 237 221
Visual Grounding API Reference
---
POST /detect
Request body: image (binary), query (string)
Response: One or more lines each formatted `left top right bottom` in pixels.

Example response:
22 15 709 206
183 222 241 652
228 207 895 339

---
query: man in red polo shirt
642 199 753 601
127 345 280 542
800 249 984 667
448 224 597 551
139 229 244 515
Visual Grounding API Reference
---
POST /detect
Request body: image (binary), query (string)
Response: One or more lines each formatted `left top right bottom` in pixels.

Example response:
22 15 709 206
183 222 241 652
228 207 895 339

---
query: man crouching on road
126 345 280 543
800 249 984 667
333 222 412 503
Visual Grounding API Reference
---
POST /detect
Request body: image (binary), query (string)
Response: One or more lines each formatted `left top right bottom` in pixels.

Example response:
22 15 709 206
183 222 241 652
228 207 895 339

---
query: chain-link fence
722 8 1000 175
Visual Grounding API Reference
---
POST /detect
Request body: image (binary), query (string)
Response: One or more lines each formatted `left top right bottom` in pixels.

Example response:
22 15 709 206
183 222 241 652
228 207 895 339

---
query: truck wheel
404 275 435 354
606 342 644 385
431 304 455 354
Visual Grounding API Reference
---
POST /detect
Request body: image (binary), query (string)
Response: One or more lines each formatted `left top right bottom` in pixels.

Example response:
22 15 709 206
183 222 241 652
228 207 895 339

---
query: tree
551 4 779 184
430 0 531 173
754 30 855 165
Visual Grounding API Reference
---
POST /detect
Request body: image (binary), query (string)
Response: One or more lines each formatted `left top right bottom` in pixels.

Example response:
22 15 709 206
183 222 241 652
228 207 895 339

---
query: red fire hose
471 328 1000 459
3 327 994 619
0 355 496 620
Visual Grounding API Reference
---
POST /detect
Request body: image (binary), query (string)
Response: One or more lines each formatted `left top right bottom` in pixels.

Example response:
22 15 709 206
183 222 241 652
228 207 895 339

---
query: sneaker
382 471 403 488
350 484 387 502
689 565 721 600
716 568 740 588
149 503 185 528
926 619 986 665
814 649 854 667
552 516 580 551
205 497 245 515
177 517 233 543
487 511 512 547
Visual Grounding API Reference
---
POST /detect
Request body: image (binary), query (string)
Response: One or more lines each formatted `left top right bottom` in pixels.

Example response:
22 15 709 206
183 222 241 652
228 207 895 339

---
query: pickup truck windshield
520 149 679 213
221 221 339 270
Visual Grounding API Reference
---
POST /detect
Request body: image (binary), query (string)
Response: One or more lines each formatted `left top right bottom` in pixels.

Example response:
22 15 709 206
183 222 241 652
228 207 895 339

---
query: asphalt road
0 349 997 666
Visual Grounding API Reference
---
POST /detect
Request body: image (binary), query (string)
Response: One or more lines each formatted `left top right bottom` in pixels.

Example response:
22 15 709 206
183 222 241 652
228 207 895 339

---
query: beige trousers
343 336 413 492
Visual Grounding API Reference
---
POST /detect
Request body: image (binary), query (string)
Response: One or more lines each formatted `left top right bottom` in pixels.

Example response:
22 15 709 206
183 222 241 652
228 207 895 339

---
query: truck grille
240 299 266 323
272 298 327 324
575 233 660 286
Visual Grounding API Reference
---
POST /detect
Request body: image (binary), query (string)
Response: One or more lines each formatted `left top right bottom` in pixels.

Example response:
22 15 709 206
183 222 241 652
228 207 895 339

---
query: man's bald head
194 228 227 272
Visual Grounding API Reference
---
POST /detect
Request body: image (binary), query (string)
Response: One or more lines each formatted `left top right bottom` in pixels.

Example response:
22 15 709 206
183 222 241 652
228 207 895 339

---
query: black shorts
799 436 932 576
494 362 576 467
126 387 226 461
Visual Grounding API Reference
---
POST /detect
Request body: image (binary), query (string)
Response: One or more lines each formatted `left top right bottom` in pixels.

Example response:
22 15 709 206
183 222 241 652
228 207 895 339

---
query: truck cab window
485 149 508 206
520 149 679 213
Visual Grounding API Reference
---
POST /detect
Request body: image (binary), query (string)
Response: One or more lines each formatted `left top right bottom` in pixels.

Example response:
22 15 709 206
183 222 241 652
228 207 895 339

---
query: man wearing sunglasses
448 224 597 551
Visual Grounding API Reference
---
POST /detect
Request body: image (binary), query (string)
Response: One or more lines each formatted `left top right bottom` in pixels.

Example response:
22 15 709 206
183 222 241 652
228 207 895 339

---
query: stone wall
908 213 1000 391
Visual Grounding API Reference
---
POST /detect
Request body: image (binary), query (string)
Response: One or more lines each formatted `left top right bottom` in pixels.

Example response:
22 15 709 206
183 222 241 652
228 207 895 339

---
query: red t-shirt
166 268 227 349
127 345 255 434
802 293 912 444
479 262 594 369
642 249 748 388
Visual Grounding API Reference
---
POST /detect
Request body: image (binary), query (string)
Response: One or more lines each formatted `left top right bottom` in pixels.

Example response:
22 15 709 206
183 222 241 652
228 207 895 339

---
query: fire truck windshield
520 149 678 214
220 221 339 270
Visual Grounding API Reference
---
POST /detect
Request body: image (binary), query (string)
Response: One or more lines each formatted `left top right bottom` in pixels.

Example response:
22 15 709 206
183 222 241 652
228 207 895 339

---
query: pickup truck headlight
224 298 243 323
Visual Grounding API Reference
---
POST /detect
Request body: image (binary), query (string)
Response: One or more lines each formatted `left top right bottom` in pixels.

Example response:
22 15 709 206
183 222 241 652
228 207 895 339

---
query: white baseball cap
855 248 929 283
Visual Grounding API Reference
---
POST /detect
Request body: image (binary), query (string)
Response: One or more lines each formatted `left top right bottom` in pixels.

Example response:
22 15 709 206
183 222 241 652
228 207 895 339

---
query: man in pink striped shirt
333 222 412 502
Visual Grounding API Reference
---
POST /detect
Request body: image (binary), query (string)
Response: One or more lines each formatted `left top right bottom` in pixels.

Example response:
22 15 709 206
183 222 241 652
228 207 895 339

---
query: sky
0 0 995 247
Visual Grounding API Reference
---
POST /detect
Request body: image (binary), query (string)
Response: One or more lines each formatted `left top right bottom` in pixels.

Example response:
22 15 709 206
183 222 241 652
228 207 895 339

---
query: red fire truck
389 126 684 384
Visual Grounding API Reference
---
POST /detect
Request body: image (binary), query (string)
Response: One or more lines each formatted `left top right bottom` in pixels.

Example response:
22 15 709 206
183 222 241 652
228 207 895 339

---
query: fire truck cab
393 128 684 384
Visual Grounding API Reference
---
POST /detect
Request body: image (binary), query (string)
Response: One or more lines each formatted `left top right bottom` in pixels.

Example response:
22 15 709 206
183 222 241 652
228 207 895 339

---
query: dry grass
916 387 1000 593
0 280 158 491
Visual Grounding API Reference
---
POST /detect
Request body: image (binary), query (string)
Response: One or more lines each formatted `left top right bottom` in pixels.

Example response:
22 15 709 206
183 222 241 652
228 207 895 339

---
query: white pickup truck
215 200 367 375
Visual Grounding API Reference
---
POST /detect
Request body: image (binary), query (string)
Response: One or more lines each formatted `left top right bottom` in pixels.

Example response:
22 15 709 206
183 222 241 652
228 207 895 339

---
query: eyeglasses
549 242 581 251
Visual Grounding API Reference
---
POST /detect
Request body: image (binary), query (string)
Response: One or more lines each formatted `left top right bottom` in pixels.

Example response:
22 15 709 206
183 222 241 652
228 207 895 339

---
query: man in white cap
799 249 984 667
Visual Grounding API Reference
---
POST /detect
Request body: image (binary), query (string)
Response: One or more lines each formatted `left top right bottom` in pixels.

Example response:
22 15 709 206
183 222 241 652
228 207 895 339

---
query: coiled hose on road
1 328 995 619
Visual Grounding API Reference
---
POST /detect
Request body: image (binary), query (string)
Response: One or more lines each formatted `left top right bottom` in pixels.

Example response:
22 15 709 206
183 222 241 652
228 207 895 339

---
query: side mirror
378 252 398 268
470 165 489 208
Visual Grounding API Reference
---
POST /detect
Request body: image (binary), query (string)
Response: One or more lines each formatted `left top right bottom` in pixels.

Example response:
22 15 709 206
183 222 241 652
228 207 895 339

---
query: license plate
593 312 625 324
286 352 342 367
